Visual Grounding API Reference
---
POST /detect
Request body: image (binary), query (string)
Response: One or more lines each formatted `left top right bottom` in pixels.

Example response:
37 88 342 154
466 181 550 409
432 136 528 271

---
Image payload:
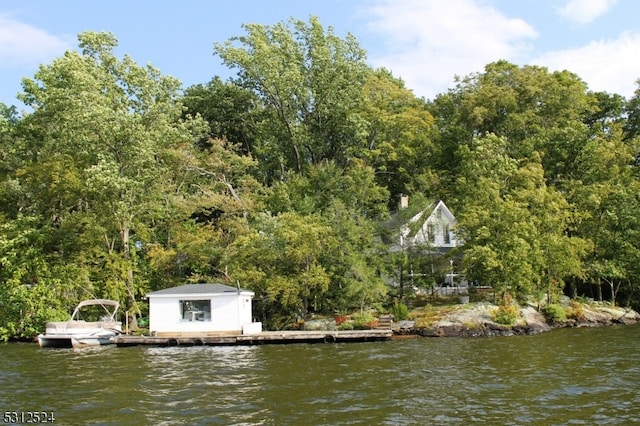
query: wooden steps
375 314 394 330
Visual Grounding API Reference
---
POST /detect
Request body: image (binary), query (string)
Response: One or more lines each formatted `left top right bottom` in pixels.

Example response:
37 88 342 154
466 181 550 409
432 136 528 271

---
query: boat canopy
71 299 120 321
76 299 120 309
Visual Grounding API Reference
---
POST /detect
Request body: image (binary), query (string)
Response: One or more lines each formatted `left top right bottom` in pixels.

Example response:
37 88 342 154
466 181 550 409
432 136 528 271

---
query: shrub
352 312 376 329
392 301 409 321
338 320 355 330
543 304 567 324
334 315 349 325
492 296 519 325
493 304 519 325
567 300 585 321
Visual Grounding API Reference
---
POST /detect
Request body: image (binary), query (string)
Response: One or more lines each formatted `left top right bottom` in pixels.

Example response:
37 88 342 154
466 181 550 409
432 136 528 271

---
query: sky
1 0 639 109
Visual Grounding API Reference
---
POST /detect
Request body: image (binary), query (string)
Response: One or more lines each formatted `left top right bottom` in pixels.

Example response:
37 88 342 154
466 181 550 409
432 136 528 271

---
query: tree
259 160 389 315
511 154 588 303
182 77 259 155
145 137 261 287
0 103 19 176
225 212 335 328
428 61 595 197
214 16 370 179
624 79 640 142
569 129 640 303
357 69 437 198
0 215 78 340
455 135 586 301
12 31 208 319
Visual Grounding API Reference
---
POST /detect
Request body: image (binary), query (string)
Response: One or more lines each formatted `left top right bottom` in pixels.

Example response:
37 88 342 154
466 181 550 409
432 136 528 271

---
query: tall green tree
225 211 335 328
456 135 586 301
214 16 370 179
428 60 595 197
11 31 208 319
358 69 437 198
455 134 531 297
182 77 259 155
569 128 640 303
145 136 261 287
260 160 389 315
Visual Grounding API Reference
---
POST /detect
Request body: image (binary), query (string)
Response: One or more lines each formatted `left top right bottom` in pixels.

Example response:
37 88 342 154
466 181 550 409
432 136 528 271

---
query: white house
399 200 459 250
146 283 262 336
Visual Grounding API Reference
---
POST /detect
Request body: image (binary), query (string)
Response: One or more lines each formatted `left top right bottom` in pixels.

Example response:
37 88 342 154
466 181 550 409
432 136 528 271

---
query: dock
113 329 393 347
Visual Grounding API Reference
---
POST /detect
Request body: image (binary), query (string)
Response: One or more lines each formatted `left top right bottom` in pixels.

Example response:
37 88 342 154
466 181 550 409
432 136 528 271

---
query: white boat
37 299 122 348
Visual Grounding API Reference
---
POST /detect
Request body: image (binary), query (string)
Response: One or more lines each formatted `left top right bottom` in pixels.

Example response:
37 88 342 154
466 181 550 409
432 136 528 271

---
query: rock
392 320 416 334
413 301 638 338
614 309 640 324
520 306 551 334
302 319 337 331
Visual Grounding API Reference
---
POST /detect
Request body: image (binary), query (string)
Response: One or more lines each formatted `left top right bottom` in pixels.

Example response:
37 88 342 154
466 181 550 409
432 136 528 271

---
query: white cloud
532 31 640 98
556 0 617 25
0 14 72 67
362 0 538 99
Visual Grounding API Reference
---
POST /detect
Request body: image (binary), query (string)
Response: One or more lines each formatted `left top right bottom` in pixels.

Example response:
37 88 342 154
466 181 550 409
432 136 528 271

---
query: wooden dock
113 329 393 347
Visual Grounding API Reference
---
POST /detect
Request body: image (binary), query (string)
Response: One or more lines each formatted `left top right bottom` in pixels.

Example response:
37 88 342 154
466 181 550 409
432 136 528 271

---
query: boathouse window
180 300 211 321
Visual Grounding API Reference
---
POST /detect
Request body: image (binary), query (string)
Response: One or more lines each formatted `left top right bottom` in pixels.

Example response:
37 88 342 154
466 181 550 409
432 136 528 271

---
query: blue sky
1 0 639 109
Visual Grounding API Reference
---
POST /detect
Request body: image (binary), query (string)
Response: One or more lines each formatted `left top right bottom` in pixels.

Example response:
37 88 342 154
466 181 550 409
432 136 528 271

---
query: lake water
2 325 640 425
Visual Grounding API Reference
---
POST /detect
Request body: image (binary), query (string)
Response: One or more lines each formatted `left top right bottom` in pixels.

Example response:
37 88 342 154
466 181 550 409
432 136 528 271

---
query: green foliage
358 69 437 196
13 31 211 315
566 301 586 322
492 305 519 326
351 312 377 329
392 301 409 321
543 304 567 324
4 22 640 338
0 31 257 338
456 135 588 301
214 16 370 178
254 160 389 315
337 320 355 331
225 212 335 320
492 296 519 326
182 77 258 154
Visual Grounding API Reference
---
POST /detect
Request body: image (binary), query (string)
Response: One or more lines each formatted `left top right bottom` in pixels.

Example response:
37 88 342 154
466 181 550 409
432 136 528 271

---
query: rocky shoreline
393 302 640 338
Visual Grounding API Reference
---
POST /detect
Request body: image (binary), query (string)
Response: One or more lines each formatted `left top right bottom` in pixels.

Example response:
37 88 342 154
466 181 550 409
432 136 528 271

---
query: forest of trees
1 17 640 338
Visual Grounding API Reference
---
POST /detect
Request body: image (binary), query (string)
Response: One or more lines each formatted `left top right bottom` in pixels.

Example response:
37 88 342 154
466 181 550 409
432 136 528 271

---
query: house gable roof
405 200 455 234
431 200 455 223
147 283 253 298
394 199 459 250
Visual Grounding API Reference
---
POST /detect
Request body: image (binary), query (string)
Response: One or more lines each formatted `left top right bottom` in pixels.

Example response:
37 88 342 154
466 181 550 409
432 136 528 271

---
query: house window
180 300 211 322
427 223 436 243
443 224 451 244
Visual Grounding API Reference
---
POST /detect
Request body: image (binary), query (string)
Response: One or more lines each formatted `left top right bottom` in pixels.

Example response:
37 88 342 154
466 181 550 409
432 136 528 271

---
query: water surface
2 325 639 425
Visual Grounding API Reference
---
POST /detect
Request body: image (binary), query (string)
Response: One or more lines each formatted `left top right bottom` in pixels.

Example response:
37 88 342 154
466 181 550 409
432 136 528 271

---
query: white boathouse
146 283 261 336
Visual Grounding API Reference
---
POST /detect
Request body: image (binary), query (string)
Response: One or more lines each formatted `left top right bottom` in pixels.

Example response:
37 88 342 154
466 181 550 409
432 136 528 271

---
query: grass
408 304 464 328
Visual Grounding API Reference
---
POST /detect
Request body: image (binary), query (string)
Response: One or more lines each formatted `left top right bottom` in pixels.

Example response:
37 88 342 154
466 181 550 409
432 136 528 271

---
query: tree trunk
569 279 577 299
121 224 140 316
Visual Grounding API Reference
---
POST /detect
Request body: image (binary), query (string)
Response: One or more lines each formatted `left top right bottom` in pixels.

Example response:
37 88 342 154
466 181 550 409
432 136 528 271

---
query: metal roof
146 283 253 297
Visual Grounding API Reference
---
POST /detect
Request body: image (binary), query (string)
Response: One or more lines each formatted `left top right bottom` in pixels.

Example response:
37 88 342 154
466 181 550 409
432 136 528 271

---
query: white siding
401 201 458 249
148 292 254 334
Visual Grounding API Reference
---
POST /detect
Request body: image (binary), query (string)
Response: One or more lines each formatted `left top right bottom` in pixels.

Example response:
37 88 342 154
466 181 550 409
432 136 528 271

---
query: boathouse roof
147 283 253 297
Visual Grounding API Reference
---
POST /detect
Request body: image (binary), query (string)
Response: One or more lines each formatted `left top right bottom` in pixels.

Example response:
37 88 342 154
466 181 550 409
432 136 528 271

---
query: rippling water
2 325 640 425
